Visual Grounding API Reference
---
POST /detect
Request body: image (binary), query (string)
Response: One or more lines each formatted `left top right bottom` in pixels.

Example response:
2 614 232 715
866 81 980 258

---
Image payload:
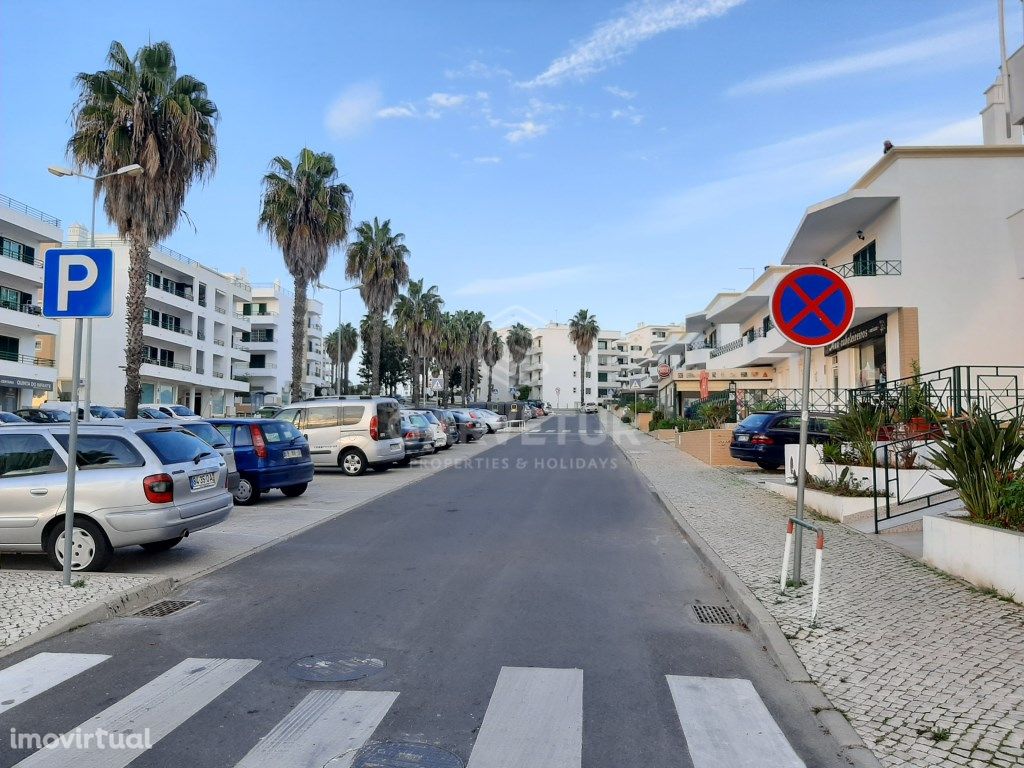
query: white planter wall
923 515 1024 603
766 482 876 523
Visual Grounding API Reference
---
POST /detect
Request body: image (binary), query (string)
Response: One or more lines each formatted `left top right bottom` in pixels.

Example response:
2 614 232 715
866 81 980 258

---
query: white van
276 397 404 476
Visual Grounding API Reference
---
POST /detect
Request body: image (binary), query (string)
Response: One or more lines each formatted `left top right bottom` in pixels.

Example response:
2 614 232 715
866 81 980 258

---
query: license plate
736 434 750 442
390 443 401 452
284 449 302 459
190 472 217 491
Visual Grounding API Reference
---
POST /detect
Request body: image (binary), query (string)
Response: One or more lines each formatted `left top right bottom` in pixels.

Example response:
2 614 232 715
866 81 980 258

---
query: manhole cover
691 604 740 625
351 742 463 768
133 600 198 618
289 652 385 682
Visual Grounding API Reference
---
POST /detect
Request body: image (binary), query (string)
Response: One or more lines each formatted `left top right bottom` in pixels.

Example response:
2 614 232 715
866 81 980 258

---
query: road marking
466 666 582 768
0 653 111 716
13 657 259 768
666 676 805 768
234 690 398 768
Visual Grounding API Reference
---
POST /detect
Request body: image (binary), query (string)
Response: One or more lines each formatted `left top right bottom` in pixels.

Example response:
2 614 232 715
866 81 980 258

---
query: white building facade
0 194 62 411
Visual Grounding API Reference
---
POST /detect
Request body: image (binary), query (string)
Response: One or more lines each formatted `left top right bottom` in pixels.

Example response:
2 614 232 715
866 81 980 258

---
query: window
598 372 608 382
340 406 363 425
762 315 773 335
0 286 27 311
233 425 254 447
306 406 340 429
215 424 234 443
138 429 212 464
143 307 159 326
159 349 175 367
1 237 34 264
598 340 607 350
181 422 228 449
277 408 304 429
0 434 65 477
774 416 802 431
585 371 591 378
585 388 592 394
143 345 159 363
54 435 144 469
0 335 19 361
852 241 877 276
260 421 301 443
250 354 266 369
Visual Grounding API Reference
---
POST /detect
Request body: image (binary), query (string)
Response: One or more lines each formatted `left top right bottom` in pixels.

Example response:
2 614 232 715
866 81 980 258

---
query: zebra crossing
1 653 806 767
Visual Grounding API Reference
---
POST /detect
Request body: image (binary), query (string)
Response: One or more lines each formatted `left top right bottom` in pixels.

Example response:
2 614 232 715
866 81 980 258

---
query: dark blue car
208 418 314 505
729 410 837 471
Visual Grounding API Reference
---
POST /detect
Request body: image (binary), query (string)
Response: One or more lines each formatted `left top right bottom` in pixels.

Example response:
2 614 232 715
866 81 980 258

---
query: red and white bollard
779 519 794 593
810 528 825 625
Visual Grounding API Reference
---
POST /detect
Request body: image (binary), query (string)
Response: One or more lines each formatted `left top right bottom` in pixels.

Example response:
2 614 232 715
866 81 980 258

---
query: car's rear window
138 429 214 465
185 422 229 448
168 405 196 417
54 435 144 469
420 411 440 425
738 413 775 431
261 421 302 443
408 414 429 428
377 402 402 439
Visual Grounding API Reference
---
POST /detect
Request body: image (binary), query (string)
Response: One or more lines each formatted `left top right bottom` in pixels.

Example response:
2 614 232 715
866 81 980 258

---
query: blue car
208 418 314 505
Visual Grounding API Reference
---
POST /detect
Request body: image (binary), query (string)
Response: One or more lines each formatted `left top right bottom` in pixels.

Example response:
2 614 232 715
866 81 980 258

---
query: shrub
633 399 654 414
697 402 732 429
805 467 881 497
748 395 786 412
829 404 886 465
929 407 1024 530
673 417 701 432
652 419 675 430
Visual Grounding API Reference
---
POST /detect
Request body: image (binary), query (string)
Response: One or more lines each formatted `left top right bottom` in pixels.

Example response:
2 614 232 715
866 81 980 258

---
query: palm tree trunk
580 355 585 407
342 360 348 394
122 235 149 418
411 354 420 403
291 278 307 403
370 311 383 396
487 365 493 405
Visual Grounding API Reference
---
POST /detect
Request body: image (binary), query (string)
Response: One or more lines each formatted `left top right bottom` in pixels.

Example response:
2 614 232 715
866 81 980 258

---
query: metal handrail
143 358 192 372
832 259 902 278
1 249 43 268
0 301 44 316
710 338 745 358
0 193 61 227
0 351 55 367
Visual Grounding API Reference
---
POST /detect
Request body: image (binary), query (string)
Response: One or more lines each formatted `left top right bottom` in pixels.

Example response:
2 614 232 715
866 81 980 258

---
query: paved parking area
607 415 1024 768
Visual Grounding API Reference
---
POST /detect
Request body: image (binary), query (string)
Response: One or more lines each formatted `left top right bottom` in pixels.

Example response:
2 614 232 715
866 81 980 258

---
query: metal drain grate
352 742 464 768
691 604 740 625
133 600 198 618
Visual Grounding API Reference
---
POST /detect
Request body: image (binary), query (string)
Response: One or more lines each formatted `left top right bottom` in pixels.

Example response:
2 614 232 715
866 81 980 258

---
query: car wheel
45 517 112 572
486 424 495 433
233 476 259 506
141 536 184 553
396 456 412 467
374 464 391 472
339 449 367 476
757 461 782 471
281 483 308 497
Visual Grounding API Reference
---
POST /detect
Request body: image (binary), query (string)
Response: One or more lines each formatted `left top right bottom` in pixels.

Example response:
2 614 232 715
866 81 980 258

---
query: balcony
0 301 57 335
142 357 192 372
0 193 61 228
0 351 55 368
215 306 227 315
683 342 711 369
832 259 901 278
0 351 58 390
213 338 226 347
710 338 744 359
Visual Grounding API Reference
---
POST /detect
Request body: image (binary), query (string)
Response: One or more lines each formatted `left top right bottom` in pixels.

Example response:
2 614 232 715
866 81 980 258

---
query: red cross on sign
771 266 855 348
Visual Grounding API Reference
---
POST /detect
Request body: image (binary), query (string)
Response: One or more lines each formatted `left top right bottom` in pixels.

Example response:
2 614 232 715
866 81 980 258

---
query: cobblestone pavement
0 570 153 649
607 416 1024 768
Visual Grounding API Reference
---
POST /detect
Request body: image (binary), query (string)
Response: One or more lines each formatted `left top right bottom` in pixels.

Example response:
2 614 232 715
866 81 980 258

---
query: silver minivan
276 397 404 476
0 422 232 571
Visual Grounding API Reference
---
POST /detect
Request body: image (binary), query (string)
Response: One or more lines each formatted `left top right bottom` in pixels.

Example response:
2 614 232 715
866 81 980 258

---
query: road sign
630 380 641 390
771 266 854 348
431 377 443 390
42 248 114 318
555 387 560 394
657 363 671 379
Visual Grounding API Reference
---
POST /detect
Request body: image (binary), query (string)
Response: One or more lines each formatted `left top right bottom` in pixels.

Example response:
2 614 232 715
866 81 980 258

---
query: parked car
425 408 459 446
729 411 838 470
256 405 282 418
208 418 314 505
0 422 232 571
0 412 27 424
275 396 404 476
451 410 485 442
398 412 435 465
14 408 71 423
465 408 506 433
40 403 123 420
182 421 240 492
580 402 598 414
138 403 202 421
405 408 448 449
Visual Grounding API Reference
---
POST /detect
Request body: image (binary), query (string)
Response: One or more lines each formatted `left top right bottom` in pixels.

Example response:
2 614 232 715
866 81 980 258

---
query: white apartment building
304 297 326 397
55 225 252 416
617 323 686 394
0 194 62 411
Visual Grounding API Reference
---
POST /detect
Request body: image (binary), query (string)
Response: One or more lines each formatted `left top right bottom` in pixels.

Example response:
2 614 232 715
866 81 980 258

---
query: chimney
981 75 1023 145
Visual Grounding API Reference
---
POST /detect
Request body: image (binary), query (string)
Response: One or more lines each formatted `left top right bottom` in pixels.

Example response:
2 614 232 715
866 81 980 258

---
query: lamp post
47 163 143 420
316 282 361 396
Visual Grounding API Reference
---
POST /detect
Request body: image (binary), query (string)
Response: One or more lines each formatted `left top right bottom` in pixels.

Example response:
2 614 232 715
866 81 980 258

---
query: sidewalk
607 415 1024 768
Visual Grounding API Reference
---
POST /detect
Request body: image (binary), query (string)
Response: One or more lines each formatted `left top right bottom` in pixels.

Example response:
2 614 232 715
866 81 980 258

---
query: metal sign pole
792 345 812 585
61 318 84 585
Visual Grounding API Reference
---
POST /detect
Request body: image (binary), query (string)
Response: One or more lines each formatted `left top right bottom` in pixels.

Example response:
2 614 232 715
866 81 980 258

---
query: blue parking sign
43 248 114 318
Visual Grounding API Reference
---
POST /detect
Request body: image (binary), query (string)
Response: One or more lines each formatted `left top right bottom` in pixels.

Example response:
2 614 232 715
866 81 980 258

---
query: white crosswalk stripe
234 689 398 768
13 657 259 768
0 653 110 716
666 675 806 768
466 666 582 768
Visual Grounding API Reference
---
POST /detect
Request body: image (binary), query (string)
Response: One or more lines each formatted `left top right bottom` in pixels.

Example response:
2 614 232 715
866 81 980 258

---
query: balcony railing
232 374 250 382
214 306 227 315
832 259 902 278
233 312 252 321
153 321 192 336
687 341 709 351
1 249 43 268
0 301 43 316
247 363 278 370
0 351 55 367
213 371 225 378
213 339 226 347
143 358 192 372
0 193 61 227
710 338 745 358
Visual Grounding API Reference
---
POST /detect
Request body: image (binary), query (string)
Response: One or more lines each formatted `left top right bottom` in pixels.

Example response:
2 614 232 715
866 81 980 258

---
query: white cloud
377 103 418 119
605 85 636 99
455 267 588 296
611 106 644 125
472 156 502 164
324 83 382 138
427 92 467 108
521 0 746 87
444 60 513 80
504 120 548 143
908 116 981 146
729 22 990 96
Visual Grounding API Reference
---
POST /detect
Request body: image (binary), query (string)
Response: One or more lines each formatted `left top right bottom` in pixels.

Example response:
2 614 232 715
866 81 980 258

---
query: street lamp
316 281 362 396
47 163 143 419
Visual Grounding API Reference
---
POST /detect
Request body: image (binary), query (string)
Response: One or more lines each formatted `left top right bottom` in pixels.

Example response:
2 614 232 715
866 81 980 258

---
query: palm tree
569 309 600 408
437 312 466 405
506 323 533 394
393 279 442 403
453 310 485 404
482 328 504 403
345 218 410 395
259 149 352 402
69 41 218 417
337 322 359 394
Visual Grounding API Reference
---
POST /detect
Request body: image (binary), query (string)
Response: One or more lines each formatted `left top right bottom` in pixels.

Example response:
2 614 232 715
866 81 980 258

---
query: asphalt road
0 414 847 767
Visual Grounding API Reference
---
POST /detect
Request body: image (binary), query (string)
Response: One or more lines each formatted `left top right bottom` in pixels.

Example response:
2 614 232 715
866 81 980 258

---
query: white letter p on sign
57 254 99 312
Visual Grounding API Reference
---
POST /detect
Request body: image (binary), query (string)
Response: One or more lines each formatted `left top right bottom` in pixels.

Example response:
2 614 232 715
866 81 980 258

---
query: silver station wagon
0 422 233 571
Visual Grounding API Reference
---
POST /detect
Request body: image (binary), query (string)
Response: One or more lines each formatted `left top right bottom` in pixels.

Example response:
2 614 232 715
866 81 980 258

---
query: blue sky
1 0 1017 333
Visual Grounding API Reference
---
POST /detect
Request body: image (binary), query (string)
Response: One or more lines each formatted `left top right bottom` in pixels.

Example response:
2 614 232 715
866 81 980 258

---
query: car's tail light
369 415 379 440
405 430 416 439
250 425 268 459
469 411 479 418
143 473 174 504
751 434 774 445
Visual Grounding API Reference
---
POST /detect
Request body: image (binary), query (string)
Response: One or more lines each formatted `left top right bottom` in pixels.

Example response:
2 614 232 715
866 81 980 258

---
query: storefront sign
0 375 52 390
824 314 887 356
672 367 775 381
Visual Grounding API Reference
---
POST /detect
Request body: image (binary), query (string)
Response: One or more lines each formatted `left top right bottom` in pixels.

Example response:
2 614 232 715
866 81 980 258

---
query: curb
607 415 882 768
0 575 176 661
